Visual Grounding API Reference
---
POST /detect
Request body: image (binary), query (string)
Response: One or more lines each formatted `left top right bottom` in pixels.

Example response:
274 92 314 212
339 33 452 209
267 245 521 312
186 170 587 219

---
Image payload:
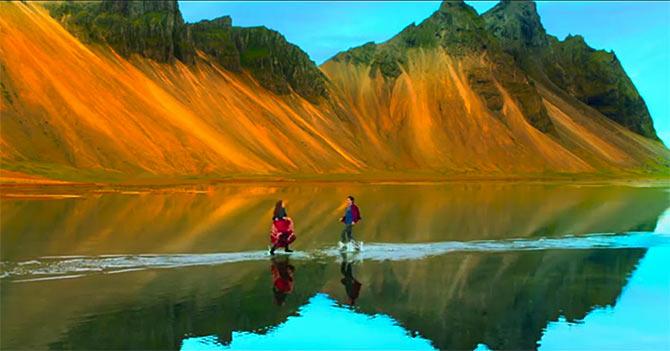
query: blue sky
180 1 670 145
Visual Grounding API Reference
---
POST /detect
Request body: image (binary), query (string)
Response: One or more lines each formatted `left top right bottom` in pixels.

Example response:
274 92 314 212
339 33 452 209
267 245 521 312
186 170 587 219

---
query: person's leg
341 226 349 243
345 224 353 242
281 233 293 252
270 245 277 255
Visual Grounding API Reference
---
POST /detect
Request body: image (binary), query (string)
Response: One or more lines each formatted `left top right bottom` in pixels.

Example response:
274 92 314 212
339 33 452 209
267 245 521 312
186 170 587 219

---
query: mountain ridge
46 0 328 102
0 0 668 182
481 0 658 140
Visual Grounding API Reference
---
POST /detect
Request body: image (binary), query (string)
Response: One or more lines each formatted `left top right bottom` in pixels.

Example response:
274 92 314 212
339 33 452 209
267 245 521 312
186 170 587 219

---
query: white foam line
352 233 670 261
105 268 146 274
18 260 40 266
13 274 85 283
3 232 668 281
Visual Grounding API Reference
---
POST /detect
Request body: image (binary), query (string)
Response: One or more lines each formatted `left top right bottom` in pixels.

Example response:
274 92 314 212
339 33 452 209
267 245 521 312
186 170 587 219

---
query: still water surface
1 182 669 350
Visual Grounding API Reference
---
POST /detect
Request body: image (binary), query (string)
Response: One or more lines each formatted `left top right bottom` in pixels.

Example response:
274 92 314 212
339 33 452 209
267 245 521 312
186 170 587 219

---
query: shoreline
1 172 669 193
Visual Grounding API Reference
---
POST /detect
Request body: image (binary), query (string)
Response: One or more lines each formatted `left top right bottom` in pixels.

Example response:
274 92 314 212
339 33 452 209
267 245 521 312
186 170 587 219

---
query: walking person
339 195 361 250
270 200 296 255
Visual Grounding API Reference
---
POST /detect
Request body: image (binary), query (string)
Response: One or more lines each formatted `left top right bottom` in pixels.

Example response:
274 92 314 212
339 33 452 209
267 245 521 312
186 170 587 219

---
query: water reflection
0 182 668 350
271 256 295 306
350 249 649 350
2 182 668 260
538 247 670 350
340 253 362 306
182 294 435 351
0 247 666 350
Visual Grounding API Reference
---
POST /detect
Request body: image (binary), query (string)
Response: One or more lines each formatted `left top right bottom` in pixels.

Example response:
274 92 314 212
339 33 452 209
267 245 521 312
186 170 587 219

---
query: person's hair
347 195 355 203
273 200 284 219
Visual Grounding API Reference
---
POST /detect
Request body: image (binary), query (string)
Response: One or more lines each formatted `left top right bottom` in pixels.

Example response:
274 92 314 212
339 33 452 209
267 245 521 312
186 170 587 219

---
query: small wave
13 274 85 283
2 232 668 282
18 260 40 266
104 268 148 274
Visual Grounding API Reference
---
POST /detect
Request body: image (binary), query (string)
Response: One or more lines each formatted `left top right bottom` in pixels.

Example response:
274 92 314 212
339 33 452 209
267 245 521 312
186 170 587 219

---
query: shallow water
1 182 669 350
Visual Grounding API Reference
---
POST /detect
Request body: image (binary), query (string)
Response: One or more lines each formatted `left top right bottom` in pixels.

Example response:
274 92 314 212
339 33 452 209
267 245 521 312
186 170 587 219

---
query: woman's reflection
340 253 362 306
271 256 295 306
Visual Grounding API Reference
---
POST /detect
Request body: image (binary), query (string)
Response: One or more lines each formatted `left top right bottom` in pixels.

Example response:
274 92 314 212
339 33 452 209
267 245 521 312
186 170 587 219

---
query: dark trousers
341 224 354 243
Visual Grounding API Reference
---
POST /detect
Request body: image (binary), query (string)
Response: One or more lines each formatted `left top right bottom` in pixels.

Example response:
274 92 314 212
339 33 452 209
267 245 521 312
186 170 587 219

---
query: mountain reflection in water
182 293 435 351
1 182 668 350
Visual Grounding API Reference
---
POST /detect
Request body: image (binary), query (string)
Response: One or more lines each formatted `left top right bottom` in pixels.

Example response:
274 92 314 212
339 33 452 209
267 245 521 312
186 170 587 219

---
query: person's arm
354 206 361 224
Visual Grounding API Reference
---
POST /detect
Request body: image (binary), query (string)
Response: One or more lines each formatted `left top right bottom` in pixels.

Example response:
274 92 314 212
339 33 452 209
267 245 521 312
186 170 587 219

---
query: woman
270 200 296 255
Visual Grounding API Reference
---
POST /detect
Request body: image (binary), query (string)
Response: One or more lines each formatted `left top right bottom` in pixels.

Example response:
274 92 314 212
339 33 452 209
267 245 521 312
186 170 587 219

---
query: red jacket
340 204 362 224
270 218 296 247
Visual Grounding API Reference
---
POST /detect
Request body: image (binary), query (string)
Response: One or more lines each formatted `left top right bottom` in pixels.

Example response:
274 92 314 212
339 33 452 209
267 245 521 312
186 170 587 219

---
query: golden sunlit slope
0 2 362 180
0 2 668 182
321 49 670 175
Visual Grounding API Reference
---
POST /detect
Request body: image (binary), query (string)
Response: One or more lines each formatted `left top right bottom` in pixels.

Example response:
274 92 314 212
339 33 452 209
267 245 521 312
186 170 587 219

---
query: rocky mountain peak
100 0 179 17
483 0 548 49
482 2 658 140
438 0 468 12
433 0 486 32
390 0 493 55
47 1 326 101
190 16 328 102
48 0 194 63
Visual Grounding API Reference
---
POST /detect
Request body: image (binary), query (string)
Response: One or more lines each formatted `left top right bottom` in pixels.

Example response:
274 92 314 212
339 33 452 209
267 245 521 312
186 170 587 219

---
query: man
339 195 362 248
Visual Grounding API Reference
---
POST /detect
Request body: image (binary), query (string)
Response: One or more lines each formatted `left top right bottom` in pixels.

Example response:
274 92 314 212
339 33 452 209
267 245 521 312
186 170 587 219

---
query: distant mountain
0 0 667 182
482 0 658 139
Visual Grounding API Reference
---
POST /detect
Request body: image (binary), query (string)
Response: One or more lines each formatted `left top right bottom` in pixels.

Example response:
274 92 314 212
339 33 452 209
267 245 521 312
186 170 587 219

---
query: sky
180 1 670 145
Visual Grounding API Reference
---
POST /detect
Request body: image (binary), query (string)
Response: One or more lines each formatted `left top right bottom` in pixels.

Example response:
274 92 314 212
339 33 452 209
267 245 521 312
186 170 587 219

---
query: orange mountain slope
0 2 668 182
321 50 669 175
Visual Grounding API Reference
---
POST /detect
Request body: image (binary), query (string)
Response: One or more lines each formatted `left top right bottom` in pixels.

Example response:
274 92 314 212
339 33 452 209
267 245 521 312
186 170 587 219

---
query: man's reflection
271 256 295 306
340 253 362 306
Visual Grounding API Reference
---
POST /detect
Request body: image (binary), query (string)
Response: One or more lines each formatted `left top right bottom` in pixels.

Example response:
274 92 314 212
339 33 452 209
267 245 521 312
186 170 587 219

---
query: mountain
327 1 554 133
46 0 195 63
321 0 668 174
189 16 328 102
46 0 328 102
1 1 355 181
482 0 659 140
0 0 667 182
